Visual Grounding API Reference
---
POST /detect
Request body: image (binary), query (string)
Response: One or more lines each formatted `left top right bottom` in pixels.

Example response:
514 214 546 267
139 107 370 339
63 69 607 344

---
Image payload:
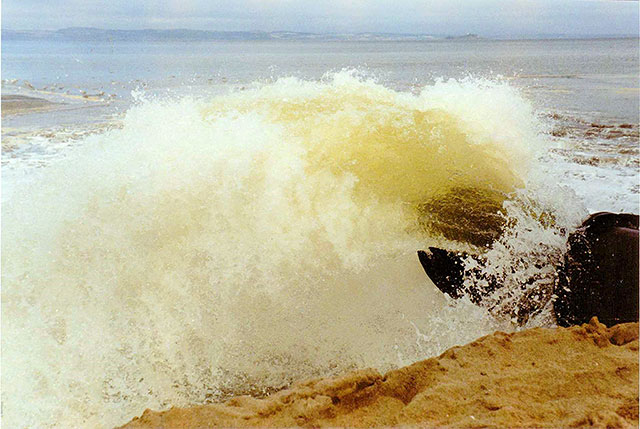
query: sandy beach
122 318 638 428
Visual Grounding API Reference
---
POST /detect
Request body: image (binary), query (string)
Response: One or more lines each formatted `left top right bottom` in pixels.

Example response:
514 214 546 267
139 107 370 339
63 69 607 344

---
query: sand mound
122 318 638 428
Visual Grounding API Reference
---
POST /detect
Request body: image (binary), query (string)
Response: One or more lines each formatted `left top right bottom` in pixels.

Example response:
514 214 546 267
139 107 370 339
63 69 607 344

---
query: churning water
2 38 638 428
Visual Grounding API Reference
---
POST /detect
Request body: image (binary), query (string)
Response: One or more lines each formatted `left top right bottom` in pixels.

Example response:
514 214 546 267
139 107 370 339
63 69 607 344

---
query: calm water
3 38 639 120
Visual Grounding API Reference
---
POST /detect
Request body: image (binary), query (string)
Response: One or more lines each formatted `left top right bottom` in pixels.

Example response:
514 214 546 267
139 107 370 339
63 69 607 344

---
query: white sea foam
2 72 584 427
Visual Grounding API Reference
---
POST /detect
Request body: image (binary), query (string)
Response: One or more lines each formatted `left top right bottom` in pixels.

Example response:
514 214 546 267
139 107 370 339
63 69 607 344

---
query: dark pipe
554 212 639 327
418 212 639 326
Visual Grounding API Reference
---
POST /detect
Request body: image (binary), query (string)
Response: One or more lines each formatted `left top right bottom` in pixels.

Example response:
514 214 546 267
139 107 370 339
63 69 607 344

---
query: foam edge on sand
120 317 639 428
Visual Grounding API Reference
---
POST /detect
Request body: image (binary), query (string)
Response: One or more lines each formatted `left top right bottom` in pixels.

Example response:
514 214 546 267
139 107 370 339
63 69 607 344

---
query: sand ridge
122 318 638 428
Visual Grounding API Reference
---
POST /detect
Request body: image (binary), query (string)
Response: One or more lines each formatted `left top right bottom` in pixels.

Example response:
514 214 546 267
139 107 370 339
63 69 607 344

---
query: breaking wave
1 71 585 427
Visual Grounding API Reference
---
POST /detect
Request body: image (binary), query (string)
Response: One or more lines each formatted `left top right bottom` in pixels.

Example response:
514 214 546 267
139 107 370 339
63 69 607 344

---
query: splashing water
2 71 584 427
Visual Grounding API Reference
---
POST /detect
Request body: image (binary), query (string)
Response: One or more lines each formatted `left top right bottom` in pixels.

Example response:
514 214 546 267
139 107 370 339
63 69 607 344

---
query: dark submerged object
554 212 639 327
417 187 506 248
418 212 639 326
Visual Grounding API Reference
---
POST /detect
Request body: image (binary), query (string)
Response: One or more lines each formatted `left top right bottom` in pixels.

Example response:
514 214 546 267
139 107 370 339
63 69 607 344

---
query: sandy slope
122 318 638 428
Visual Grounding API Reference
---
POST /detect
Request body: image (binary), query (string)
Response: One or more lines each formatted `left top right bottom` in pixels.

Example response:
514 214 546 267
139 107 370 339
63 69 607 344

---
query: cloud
2 0 638 36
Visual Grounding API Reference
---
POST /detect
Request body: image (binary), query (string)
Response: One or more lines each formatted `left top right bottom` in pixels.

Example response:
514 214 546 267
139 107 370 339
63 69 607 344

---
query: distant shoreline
2 28 638 43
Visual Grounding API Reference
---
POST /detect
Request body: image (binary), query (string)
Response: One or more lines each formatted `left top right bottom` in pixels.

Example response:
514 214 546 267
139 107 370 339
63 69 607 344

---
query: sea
2 37 639 427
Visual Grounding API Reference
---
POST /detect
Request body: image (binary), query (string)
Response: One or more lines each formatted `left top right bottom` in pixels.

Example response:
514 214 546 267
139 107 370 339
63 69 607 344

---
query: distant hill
1 27 443 42
2 28 270 41
2 28 637 42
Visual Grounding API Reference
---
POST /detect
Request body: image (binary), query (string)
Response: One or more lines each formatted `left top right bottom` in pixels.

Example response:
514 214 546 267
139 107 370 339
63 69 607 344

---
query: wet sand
1 94 62 116
122 317 638 428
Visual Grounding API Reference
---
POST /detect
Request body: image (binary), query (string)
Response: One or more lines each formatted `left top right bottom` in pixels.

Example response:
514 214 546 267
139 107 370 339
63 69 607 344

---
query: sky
2 0 639 37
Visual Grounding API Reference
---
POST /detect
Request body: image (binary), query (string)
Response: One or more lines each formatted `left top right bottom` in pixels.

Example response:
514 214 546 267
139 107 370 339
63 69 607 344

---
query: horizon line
3 27 638 40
